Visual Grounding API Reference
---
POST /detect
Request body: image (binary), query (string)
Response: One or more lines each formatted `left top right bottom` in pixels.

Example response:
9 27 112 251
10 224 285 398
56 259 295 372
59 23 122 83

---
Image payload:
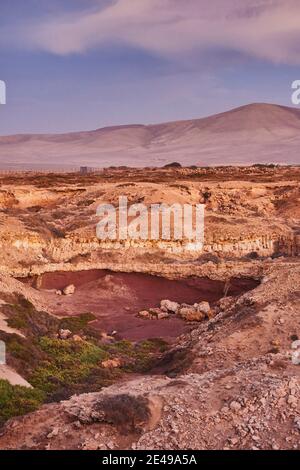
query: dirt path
0 365 32 388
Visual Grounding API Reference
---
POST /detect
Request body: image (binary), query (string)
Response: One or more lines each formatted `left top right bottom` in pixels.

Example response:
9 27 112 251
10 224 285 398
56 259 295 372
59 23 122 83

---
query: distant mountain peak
0 103 299 169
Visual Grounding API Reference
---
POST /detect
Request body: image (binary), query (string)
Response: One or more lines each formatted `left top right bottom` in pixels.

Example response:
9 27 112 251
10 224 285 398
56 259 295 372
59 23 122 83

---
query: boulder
160 299 180 313
47 427 60 439
100 332 115 343
291 340 300 365
178 307 205 322
63 284 76 295
101 358 121 369
58 329 72 340
138 310 152 319
138 308 168 320
149 308 163 318
181 303 192 308
230 401 242 412
160 306 169 313
197 301 211 316
157 312 169 320
73 335 84 342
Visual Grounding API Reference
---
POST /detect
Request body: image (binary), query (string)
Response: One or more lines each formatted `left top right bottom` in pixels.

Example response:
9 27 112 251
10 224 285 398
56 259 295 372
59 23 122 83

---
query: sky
1 0 300 135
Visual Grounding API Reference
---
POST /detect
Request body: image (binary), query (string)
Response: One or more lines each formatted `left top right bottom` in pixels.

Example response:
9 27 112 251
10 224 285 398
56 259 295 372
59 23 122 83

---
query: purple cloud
6 0 300 64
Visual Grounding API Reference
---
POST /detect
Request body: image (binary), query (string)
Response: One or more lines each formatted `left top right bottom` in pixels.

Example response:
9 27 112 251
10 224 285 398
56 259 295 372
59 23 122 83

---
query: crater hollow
19 270 259 342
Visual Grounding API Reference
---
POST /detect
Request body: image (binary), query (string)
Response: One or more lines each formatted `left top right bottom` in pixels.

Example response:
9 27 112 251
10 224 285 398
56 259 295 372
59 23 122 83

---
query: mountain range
0 103 300 169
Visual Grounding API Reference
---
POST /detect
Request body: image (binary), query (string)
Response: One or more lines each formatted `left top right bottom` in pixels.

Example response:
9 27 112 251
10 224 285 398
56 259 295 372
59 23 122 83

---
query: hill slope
0 103 300 169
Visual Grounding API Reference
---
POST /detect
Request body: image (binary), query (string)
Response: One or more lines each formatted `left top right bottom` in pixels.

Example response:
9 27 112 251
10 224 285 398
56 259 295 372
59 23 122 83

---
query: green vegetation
30 337 168 398
0 294 169 427
58 312 96 335
30 336 109 395
108 338 168 372
4 296 58 335
0 380 44 427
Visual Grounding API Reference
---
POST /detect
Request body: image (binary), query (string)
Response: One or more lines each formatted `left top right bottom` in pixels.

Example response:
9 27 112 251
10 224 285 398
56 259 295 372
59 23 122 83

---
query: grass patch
0 295 170 426
106 338 168 373
0 380 44 427
58 313 96 335
4 296 58 336
30 337 109 396
29 337 168 397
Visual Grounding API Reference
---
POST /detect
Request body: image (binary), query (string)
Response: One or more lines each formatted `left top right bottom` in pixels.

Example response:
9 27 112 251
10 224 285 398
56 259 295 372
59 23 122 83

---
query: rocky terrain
0 165 299 450
1 103 300 169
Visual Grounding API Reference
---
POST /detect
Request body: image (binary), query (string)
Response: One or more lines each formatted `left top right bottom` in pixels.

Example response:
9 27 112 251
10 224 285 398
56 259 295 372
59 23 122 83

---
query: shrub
163 162 182 168
99 394 150 433
0 296 170 425
30 337 109 394
0 380 44 427
107 338 168 372
59 313 96 334
4 296 59 336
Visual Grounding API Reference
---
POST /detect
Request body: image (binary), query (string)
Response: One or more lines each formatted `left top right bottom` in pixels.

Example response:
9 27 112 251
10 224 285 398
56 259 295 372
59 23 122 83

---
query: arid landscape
2 0 300 459
1 103 300 169
0 164 299 450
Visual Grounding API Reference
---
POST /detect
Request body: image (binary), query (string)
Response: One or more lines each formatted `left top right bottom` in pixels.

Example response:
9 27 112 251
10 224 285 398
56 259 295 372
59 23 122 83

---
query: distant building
80 166 92 175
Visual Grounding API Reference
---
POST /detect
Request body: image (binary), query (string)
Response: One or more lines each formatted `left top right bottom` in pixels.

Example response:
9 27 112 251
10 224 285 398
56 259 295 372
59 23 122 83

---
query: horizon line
1 101 298 138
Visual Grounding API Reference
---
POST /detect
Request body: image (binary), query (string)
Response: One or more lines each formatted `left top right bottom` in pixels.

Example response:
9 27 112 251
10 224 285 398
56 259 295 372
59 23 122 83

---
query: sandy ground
0 365 32 388
20 270 258 342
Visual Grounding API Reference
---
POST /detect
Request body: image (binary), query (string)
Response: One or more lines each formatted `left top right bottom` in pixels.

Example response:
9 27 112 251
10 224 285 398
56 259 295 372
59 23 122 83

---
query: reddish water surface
21 270 258 342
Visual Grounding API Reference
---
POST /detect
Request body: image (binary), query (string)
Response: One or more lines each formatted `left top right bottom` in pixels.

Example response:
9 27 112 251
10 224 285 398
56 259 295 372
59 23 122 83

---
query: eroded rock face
217 296 235 312
0 167 299 451
0 167 299 277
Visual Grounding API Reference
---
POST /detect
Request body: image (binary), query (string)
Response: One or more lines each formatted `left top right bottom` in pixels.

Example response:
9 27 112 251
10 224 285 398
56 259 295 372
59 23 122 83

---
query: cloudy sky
1 0 300 134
